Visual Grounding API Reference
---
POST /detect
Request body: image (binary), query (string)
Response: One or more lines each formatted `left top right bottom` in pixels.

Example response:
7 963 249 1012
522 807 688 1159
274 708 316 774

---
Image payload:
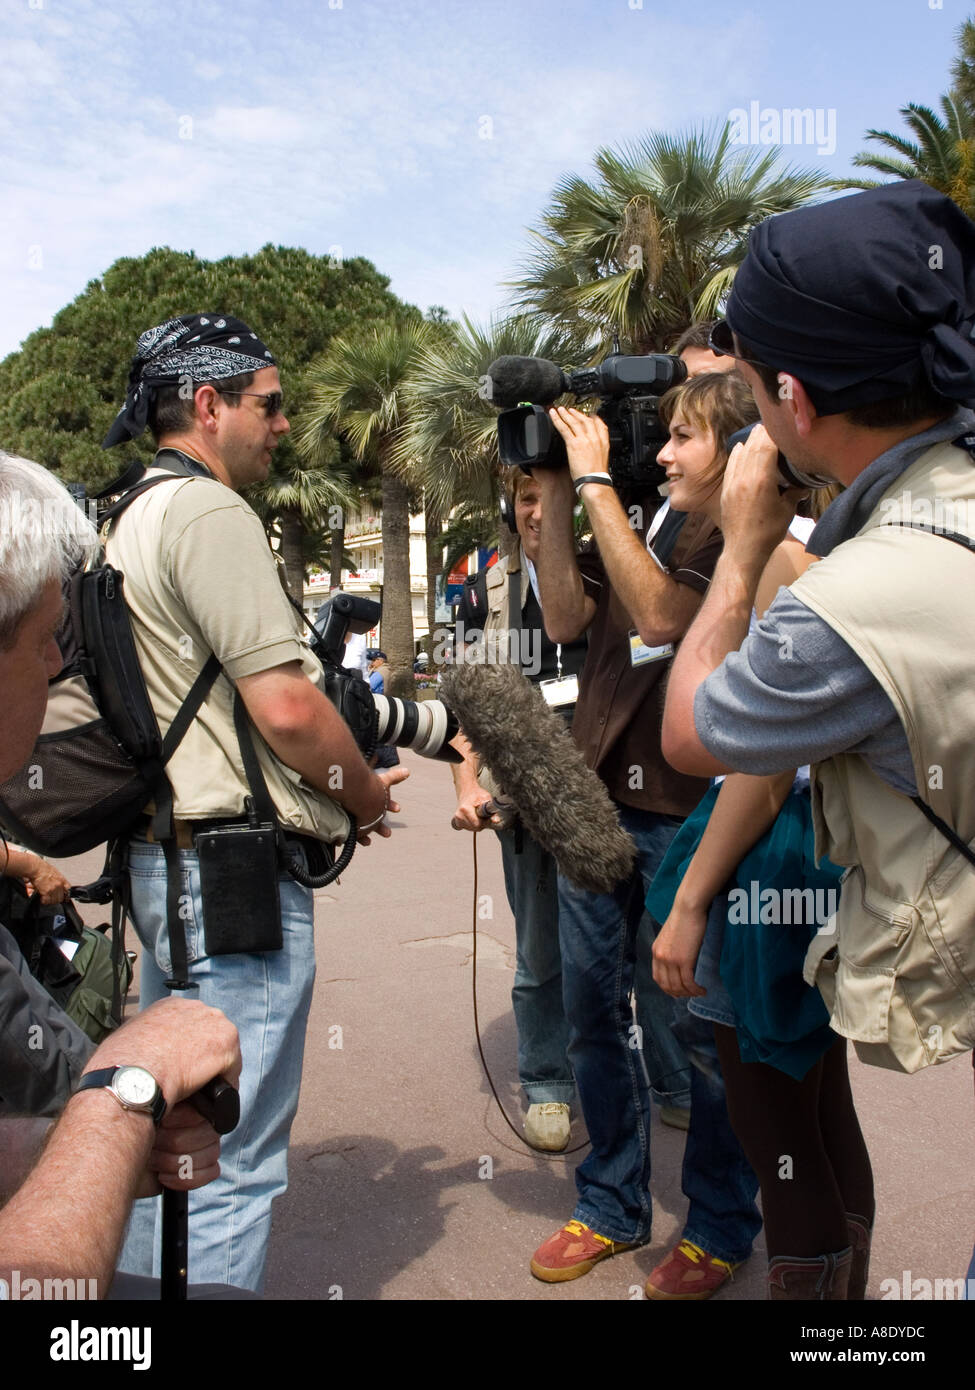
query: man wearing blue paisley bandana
103 314 406 1292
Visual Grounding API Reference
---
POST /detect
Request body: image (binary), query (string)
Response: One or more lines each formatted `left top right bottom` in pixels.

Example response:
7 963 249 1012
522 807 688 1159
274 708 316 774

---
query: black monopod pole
161 1077 240 1301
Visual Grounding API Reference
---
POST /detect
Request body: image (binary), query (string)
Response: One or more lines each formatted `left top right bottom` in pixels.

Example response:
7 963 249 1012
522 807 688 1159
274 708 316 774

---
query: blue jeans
633 910 694 1108
117 838 316 1293
498 824 574 1105
558 804 759 1255
671 1007 762 1263
687 893 737 1029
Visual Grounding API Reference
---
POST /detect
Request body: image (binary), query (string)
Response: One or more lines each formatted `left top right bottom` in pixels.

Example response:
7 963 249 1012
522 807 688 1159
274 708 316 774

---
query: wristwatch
75 1066 167 1125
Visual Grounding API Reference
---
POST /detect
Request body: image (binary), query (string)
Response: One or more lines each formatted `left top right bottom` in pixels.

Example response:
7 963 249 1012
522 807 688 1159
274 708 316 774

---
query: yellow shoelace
678 1240 737 1274
564 1220 614 1249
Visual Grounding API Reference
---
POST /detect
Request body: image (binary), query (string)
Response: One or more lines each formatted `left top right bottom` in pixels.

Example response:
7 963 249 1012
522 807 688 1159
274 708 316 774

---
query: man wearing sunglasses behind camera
100 315 407 1292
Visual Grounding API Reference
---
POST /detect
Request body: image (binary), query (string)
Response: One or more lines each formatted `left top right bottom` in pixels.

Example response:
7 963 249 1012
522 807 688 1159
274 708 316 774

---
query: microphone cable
471 833 589 1157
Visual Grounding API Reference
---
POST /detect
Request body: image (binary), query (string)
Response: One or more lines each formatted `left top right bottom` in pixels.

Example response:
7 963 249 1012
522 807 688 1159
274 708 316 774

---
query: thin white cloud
0 0 927 359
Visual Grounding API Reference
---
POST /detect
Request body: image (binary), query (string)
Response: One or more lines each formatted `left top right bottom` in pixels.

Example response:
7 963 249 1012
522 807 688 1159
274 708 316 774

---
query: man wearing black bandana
101 314 406 1292
661 182 975 1296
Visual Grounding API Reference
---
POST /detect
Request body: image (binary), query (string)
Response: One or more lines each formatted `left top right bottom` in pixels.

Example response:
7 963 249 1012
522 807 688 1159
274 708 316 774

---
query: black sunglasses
707 321 768 371
216 388 285 418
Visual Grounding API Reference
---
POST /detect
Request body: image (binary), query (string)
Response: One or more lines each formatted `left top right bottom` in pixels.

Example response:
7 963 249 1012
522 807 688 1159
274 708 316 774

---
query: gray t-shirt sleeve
694 589 918 795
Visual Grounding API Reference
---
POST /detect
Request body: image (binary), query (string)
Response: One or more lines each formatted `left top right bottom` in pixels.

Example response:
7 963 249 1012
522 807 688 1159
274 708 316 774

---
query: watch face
115 1066 158 1107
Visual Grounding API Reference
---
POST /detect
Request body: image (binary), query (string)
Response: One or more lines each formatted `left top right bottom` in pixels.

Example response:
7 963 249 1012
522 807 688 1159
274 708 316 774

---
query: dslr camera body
311 592 460 763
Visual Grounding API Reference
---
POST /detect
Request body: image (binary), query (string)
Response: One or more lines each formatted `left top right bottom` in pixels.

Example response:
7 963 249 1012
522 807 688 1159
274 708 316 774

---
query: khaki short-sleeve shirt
104 464 349 842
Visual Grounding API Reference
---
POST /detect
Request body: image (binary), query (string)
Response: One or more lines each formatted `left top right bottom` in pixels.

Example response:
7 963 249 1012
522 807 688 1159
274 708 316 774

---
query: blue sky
0 0 965 359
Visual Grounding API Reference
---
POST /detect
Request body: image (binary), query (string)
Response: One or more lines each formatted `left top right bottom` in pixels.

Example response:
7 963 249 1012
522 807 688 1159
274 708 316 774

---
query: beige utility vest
791 438 975 1072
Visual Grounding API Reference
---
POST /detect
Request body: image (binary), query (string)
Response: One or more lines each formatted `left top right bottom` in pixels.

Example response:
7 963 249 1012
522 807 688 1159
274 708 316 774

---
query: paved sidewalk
61 750 975 1301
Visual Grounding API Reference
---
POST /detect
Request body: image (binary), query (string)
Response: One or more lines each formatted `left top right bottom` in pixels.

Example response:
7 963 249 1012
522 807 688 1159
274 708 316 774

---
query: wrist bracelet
574 472 614 497
360 784 390 833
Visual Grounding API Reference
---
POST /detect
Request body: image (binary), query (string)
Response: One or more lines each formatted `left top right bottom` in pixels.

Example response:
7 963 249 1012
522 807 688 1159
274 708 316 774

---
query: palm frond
506 120 836 350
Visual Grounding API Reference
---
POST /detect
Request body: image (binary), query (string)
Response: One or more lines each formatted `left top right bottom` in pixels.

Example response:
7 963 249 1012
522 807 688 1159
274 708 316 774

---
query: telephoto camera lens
370 695 461 762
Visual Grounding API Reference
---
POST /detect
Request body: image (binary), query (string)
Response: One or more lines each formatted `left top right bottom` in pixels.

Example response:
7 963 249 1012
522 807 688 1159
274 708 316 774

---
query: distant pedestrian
366 650 399 769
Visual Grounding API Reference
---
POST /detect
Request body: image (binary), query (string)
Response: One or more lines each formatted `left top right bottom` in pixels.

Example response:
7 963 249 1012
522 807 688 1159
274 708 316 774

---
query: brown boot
767 1246 852 1300
846 1214 872 1300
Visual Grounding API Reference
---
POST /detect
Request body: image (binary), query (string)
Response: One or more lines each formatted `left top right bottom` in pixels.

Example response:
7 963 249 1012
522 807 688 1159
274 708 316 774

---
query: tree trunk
329 513 346 591
380 468 415 699
424 501 444 671
280 508 305 603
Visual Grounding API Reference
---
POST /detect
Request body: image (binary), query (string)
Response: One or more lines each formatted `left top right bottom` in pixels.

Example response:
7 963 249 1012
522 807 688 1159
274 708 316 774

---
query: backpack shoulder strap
98 471 195 527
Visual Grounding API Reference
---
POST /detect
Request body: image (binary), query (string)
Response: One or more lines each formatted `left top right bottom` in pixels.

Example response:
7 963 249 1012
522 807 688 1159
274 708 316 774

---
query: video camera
488 351 687 494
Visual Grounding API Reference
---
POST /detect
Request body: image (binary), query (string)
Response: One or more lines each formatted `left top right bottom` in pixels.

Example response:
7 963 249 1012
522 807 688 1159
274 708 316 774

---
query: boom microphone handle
450 797 518 832
439 662 636 893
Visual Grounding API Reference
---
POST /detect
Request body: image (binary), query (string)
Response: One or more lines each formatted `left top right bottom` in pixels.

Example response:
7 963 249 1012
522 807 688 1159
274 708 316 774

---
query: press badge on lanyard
539 641 579 707
629 502 676 666
539 673 579 707
525 556 580 709
629 632 674 667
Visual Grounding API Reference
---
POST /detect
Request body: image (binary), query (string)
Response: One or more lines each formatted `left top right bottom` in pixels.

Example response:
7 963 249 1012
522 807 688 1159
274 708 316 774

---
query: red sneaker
644 1239 740 1300
531 1220 638 1283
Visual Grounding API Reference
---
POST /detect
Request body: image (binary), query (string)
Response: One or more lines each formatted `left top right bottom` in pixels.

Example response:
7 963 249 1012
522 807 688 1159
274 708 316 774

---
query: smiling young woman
656 372 760 523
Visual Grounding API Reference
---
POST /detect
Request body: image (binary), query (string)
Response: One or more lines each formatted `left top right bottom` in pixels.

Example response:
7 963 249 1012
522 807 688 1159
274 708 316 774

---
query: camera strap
231 692 358 889
885 519 975 869
231 693 280 831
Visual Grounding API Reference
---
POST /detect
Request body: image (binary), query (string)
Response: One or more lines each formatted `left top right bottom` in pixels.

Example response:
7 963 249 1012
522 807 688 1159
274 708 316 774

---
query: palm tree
248 448 356 603
300 320 436 698
394 313 587 518
508 122 837 351
390 314 587 668
840 97 975 217
315 434 383 591
950 18 975 126
439 499 499 578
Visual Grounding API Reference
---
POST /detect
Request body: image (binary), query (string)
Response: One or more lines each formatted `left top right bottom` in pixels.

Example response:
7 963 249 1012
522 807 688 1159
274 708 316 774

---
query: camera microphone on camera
486 356 568 409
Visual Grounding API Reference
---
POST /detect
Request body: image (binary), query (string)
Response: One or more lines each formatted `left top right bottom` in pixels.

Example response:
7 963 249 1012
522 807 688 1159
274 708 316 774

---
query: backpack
0 473 220 859
0 469 221 990
0 877 132 1044
0 465 353 992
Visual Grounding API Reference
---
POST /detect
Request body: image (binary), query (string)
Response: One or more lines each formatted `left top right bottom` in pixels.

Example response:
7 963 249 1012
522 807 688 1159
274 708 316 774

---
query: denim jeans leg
633 911 693 1108
116 839 316 1293
621 805 693 1109
558 861 652 1243
677 1011 762 1266
498 825 574 1106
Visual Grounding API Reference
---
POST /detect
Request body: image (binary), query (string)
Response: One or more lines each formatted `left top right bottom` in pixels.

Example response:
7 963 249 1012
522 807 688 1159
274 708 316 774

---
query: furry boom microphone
440 661 636 894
